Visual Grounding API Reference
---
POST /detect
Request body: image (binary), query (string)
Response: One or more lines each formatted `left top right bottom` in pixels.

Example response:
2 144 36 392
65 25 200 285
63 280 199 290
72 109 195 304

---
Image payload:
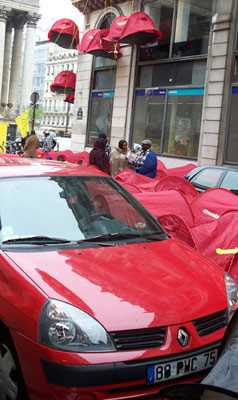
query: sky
38 0 84 40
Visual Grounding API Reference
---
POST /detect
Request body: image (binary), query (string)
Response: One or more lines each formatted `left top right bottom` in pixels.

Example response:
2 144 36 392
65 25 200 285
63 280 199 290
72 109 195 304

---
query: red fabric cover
64 94 75 104
50 71 76 95
48 19 80 49
135 190 194 227
56 150 75 162
191 188 238 226
118 12 163 45
155 176 198 203
159 214 196 248
80 28 121 59
35 149 44 158
73 151 89 166
190 212 238 278
115 169 152 186
166 163 197 178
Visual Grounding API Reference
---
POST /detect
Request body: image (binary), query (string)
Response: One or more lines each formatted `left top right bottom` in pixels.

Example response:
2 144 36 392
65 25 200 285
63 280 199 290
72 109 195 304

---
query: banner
15 110 30 138
0 122 8 153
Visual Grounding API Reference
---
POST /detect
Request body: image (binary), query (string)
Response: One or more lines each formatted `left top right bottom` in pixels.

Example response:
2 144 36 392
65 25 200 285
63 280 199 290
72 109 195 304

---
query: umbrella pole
65 102 70 137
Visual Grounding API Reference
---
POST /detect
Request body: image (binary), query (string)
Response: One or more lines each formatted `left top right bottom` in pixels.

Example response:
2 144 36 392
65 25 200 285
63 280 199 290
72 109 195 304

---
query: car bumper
12 328 224 400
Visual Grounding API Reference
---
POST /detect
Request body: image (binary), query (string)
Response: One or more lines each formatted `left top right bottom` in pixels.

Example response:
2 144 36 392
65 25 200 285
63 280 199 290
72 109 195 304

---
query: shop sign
92 91 115 99
135 88 166 96
168 88 204 96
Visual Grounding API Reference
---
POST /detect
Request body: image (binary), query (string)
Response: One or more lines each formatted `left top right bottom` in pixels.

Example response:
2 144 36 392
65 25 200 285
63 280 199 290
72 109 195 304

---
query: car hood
5 240 227 331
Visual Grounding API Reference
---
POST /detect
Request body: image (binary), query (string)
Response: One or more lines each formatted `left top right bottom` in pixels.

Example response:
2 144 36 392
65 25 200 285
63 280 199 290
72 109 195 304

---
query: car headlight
39 299 115 352
225 273 238 319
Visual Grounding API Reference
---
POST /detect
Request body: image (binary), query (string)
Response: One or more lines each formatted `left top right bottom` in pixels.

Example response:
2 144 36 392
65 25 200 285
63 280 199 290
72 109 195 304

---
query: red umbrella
48 19 80 49
64 94 75 104
118 12 163 45
103 16 128 43
80 28 121 59
50 71 76 95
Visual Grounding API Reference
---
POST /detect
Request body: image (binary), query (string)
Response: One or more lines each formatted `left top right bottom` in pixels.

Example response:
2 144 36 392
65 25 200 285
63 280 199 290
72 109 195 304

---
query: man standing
134 139 157 178
42 131 58 153
23 130 40 158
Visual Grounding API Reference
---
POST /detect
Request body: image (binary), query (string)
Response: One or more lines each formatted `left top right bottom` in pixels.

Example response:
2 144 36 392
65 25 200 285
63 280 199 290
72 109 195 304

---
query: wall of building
71 0 238 167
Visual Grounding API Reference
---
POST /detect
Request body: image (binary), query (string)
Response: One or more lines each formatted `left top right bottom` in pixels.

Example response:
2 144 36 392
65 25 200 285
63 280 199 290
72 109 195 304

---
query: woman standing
110 140 129 177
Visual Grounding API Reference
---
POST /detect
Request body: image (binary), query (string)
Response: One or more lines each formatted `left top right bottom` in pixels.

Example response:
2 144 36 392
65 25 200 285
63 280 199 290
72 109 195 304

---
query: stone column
0 9 8 105
198 0 236 166
20 13 40 111
8 15 26 113
1 20 13 107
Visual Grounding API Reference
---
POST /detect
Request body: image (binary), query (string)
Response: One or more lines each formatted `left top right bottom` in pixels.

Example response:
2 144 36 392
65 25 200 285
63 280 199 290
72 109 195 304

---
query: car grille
110 327 167 351
193 309 228 337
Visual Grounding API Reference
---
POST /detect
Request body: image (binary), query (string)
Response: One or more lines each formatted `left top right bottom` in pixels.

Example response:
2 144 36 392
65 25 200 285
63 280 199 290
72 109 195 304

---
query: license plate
147 349 218 384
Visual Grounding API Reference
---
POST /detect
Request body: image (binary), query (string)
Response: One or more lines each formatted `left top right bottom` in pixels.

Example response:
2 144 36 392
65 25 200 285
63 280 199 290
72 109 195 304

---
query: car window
192 169 224 188
220 171 238 191
0 176 163 244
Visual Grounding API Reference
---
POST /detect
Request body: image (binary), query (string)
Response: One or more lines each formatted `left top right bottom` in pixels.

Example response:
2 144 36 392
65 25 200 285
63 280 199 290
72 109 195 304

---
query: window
192 169 224 188
140 0 213 61
220 171 238 191
87 13 117 146
173 0 213 57
132 59 205 158
226 87 238 163
163 90 203 157
138 61 206 87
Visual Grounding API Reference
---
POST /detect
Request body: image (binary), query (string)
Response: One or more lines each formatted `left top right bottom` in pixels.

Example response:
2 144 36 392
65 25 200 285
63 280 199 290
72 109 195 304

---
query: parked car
186 166 238 194
0 155 237 400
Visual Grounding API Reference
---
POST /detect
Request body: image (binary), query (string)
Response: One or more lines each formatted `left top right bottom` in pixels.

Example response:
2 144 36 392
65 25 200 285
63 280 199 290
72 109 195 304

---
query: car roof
194 165 238 172
0 155 106 178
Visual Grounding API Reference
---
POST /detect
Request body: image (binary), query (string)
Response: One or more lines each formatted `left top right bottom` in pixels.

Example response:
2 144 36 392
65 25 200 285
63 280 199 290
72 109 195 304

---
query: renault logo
177 328 190 347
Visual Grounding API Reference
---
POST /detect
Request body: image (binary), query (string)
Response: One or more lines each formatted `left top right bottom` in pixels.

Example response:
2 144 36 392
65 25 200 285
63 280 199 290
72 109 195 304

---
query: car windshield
0 176 164 245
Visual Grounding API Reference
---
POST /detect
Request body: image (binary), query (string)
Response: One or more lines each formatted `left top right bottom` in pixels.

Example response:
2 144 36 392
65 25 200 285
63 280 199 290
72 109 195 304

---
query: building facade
71 0 238 167
0 0 40 125
32 39 49 105
40 45 78 137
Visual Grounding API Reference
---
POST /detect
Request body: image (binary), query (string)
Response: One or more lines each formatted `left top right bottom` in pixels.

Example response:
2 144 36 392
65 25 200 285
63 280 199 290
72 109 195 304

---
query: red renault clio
0 155 237 400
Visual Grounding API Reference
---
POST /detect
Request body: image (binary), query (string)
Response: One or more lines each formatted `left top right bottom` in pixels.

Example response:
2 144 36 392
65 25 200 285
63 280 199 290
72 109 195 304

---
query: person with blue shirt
134 139 157 178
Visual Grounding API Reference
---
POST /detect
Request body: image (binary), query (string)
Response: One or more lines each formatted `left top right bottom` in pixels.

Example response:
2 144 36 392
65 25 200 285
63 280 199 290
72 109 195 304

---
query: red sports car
0 155 237 400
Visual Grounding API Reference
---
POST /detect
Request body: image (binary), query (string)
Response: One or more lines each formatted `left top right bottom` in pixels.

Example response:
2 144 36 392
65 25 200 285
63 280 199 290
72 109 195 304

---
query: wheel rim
0 344 18 400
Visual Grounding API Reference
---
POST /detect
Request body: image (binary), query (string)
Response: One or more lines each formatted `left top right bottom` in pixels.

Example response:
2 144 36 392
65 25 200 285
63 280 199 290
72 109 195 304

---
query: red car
0 155 237 400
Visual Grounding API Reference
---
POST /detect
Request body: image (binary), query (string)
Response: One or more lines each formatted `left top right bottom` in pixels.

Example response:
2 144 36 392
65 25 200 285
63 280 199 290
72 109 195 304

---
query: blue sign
232 87 238 94
168 88 204 96
135 88 166 97
92 90 114 98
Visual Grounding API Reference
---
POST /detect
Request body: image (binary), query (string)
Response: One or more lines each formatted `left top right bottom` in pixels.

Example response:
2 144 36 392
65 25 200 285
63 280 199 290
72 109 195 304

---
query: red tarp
190 188 238 226
50 71 76 95
80 28 121 59
103 16 128 43
155 176 198 203
48 19 80 49
135 190 194 227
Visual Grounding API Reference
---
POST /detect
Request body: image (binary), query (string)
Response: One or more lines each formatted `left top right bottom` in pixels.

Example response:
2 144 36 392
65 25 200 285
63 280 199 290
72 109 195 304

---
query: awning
50 71 76 95
80 28 121 59
48 19 80 49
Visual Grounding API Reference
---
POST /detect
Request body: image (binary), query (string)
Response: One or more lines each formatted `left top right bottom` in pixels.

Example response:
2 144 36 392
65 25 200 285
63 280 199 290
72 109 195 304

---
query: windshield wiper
2 236 73 245
77 232 166 243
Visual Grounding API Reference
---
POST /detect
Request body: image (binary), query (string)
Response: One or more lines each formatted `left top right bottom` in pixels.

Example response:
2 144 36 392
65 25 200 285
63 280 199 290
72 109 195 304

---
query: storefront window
164 89 203 157
132 90 166 152
226 87 238 163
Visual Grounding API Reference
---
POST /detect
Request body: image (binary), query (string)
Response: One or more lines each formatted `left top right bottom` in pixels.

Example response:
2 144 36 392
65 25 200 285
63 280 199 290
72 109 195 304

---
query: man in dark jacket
134 139 157 178
89 138 110 173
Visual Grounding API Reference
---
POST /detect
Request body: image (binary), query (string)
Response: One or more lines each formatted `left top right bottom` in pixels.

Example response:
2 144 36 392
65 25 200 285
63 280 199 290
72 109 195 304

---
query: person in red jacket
89 138 110 173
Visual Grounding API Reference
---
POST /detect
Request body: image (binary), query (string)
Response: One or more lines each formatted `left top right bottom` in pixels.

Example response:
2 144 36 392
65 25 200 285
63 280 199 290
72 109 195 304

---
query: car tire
0 332 29 400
